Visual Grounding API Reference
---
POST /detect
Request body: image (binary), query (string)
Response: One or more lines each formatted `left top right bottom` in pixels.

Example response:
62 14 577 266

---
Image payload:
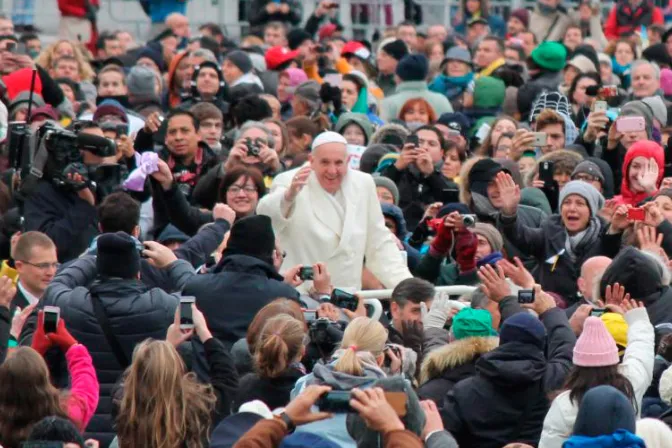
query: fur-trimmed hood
524 149 583 187
419 336 499 385
458 155 485 206
370 122 410 147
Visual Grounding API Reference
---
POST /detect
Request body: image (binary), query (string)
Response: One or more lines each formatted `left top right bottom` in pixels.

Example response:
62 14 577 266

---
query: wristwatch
278 412 296 433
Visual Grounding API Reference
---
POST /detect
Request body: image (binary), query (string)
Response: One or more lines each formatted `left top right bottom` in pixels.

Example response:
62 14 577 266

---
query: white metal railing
356 285 477 300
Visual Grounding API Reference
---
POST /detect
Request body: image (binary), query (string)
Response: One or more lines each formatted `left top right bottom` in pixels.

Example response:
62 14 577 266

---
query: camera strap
20 137 49 198
90 291 130 368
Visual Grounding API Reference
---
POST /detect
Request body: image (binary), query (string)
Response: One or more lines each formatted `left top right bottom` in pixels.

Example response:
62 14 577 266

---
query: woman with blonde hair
290 317 398 447
36 40 95 82
233 314 306 410
116 305 233 448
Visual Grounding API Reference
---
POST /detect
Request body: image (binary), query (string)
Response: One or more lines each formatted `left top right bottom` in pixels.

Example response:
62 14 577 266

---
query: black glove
401 320 424 356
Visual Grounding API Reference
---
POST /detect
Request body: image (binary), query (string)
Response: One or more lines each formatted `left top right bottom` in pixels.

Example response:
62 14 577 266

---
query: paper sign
347 144 367 170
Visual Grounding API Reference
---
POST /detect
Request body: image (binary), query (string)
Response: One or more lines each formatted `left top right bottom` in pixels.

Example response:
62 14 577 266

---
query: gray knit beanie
127 66 156 99
472 223 504 253
559 180 605 217
225 50 253 74
373 175 400 206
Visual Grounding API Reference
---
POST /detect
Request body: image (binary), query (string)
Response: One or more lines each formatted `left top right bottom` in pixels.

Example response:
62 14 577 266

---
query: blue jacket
563 430 646 448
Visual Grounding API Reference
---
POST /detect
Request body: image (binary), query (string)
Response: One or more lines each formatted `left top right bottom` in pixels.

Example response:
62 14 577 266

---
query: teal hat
530 42 567 72
451 308 497 340
473 76 505 109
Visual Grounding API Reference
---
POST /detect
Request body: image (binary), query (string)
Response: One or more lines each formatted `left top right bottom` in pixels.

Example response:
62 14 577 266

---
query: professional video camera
8 121 123 198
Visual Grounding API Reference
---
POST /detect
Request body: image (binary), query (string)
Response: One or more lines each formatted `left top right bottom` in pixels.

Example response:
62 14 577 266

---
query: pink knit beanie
573 316 620 367
661 68 672 97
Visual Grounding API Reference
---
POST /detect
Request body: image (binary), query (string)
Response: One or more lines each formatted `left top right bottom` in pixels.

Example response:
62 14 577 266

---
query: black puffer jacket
440 308 575 448
600 246 672 326
418 336 499 405
42 256 189 446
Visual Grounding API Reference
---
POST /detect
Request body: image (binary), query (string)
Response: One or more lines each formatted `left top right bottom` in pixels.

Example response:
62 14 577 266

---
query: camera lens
462 215 475 227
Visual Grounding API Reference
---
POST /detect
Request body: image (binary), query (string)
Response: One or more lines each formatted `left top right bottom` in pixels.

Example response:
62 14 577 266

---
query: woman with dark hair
568 72 601 128
476 115 519 157
341 73 383 125
151 159 266 235
452 0 505 37
540 305 654 447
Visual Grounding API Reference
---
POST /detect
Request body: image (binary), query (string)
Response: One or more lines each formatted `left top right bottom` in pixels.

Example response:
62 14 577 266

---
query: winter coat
232 418 424 448
569 12 608 49
380 81 454 122
517 70 564 121
290 361 388 447
539 307 655 447
609 140 664 206
381 163 455 230
529 5 572 43
42 256 187 446
500 213 608 305
600 246 672 326
58 0 99 18
380 203 421 271
233 367 304 412
417 336 499 405
248 0 302 27
64 344 100 431
440 308 575 448
23 180 98 263
604 1 664 40
183 254 299 350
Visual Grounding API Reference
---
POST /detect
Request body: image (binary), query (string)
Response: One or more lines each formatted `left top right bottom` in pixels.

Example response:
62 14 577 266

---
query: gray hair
235 120 276 149
191 48 217 63
632 59 661 80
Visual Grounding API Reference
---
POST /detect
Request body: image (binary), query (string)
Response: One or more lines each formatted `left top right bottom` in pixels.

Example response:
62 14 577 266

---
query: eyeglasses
19 261 60 270
228 186 258 195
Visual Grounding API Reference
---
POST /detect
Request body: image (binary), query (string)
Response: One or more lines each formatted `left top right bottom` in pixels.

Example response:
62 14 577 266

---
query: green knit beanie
530 42 567 72
474 76 506 109
452 308 497 340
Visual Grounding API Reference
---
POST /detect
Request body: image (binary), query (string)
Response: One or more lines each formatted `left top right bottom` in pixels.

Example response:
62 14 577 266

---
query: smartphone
302 309 317 322
593 101 608 113
5 41 16 53
539 161 555 185
616 116 645 133
116 123 128 137
316 391 353 413
157 115 165 123
441 188 460 204
405 134 419 148
627 207 646 221
384 344 401 368
531 132 547 147
43 306 60 334
518 289 535 304
330 289 359 312
179 296 195 330
590 308 607 317
298 266 314 281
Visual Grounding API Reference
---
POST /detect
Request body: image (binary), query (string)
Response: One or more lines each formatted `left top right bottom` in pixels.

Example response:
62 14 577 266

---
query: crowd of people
2 0 672 447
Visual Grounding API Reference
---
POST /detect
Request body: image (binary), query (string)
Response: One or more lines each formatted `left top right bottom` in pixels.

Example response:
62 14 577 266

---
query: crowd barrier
360 285 476 320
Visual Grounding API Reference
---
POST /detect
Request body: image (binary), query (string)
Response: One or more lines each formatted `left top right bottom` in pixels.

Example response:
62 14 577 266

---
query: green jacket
414 252 480 287
380 81 454 122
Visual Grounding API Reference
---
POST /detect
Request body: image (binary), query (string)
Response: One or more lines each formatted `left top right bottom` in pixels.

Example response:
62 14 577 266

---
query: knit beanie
451 308 497 340
573 316 620 367
474 76 506 109
499 312 547 350
395 54 429 82
641 96 669 127
530 41 567 72
559 180 605 217
373 175 400 206
287 29 312 50
510 8 530 28
127 65 156 99
96 232 141 279
572 160 605 185
661 69 672 96
222 215 276 265
572 386 637 437
437 112 471 140
469 159 507 198
472 223 504 253
136 43 166 72
381 39 409 61
225 50 253 74
601 313 628 355
660 366 672 405
437 203 470 217
642 43 672 69
567 55 597 74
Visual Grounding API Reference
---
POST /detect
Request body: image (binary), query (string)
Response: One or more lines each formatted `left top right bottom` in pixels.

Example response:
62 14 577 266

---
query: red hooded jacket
613 140 664 205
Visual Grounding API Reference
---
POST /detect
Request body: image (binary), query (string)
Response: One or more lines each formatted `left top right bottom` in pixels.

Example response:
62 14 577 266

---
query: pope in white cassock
257 131 412 291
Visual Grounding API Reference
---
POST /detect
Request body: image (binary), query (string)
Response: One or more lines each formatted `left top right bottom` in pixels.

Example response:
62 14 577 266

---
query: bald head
427 25 448 43
166 13 190 38
578 256 612 302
